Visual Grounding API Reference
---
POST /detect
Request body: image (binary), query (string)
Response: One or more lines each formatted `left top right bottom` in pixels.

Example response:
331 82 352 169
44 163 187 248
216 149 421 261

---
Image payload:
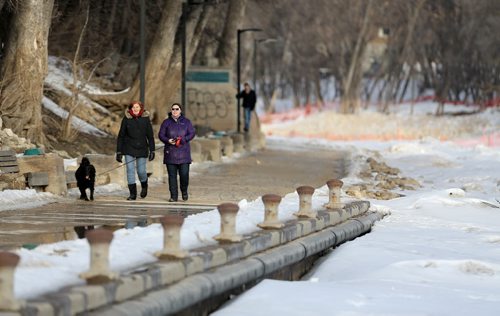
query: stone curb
22 201 373 316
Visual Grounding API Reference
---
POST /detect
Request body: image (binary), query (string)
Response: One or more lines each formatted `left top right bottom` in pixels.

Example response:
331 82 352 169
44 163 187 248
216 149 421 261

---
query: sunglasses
172 108 180 111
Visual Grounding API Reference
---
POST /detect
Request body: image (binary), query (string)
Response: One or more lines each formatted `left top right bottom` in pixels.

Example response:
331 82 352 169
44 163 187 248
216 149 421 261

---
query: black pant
166 163 190 199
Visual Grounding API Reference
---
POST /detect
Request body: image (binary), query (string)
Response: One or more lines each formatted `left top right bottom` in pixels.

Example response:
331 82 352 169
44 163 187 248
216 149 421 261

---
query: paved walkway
0 139 348 249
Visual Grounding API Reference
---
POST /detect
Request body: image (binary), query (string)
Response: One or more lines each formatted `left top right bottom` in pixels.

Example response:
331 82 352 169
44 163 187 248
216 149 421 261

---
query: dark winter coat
75 157 96 189
158 113 195 164
236 90 257 111
116 110 155 158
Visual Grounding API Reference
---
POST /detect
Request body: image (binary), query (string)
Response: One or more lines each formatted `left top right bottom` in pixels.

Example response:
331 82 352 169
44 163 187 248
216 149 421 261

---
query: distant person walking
236 82 257 132
116 101 155 200
158 103 195 202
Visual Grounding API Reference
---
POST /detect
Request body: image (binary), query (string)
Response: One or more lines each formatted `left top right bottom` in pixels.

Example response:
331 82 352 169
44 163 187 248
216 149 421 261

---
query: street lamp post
237 28 262 133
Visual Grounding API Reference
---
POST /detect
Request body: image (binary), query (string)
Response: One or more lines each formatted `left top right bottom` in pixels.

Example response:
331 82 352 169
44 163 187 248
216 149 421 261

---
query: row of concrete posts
0 179 344 312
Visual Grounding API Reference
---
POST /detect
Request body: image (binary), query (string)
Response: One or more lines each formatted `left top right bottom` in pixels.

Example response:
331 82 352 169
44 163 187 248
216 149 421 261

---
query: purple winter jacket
158 114 196 164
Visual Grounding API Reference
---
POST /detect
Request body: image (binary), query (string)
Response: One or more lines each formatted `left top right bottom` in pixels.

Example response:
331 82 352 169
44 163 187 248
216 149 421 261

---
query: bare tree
217 0 248 67
126 0 183 121
158 3 213 120
340 0 373 113
0 0 55 144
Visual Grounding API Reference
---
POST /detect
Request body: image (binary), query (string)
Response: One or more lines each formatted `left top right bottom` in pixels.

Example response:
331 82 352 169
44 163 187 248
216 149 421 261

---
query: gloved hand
148 151 155 161
116 153 123 163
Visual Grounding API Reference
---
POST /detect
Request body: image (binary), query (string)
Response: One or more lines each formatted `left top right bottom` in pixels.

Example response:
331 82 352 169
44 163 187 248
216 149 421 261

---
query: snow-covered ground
214 103 500 315
214 137 500 316
42 56 111 136
2 102 499 315
0 189 57 212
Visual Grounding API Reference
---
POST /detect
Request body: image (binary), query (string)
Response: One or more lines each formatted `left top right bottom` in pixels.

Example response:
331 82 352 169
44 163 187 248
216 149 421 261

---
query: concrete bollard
155 215 189 260
230 134 245 153
17 153 67 195
79 229 117 284
293 186 316 218
258 194 284 229
325 179 344 209
213 203 243 243
220 136 234 158
195 138 222 162
0 252 22 311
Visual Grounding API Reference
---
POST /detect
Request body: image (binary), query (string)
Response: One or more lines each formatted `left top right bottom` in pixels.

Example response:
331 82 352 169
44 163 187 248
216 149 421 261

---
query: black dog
75 157 96 201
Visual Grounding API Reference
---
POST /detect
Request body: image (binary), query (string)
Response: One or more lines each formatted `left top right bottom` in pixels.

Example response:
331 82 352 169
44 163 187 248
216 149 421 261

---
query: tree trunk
216 0 248 67
265 33 292 114
0 0 54 144
107 0 119 37
341 0 373 114
118 0 133 56
382 0 426 111
62 3 90 141
364 75 381 108
398 71 412 103
189 5 214 63
267 89 279 114
304 80 311 106
314 75 324 108
126 0 182 122
292 78 301 108
154 3 212 121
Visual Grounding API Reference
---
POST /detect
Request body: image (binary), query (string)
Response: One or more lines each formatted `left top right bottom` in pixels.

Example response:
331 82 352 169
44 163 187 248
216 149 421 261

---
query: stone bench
65 171 78 189
230 134 245 153
0 149 19 174
25 172 49 192
17 153 67 195
83 154 126 187
192 138 222 162
219 136 234 158
245 131 266 151
190 140 206 163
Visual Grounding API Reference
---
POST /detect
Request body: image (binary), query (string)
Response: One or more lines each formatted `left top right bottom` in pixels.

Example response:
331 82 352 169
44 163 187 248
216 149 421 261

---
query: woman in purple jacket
158 103 196 202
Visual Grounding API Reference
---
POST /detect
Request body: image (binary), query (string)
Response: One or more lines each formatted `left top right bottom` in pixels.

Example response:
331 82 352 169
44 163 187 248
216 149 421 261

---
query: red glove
175 137 182 147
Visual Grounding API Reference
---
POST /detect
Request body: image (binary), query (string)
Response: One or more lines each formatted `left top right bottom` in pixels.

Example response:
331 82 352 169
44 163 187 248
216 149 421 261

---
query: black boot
182 191 188 201
140 181 148 198
127 184 137 200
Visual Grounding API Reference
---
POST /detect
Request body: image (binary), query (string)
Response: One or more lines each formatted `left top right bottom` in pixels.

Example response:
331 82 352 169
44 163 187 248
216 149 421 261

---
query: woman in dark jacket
158 103 195 202
116 101 155 200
